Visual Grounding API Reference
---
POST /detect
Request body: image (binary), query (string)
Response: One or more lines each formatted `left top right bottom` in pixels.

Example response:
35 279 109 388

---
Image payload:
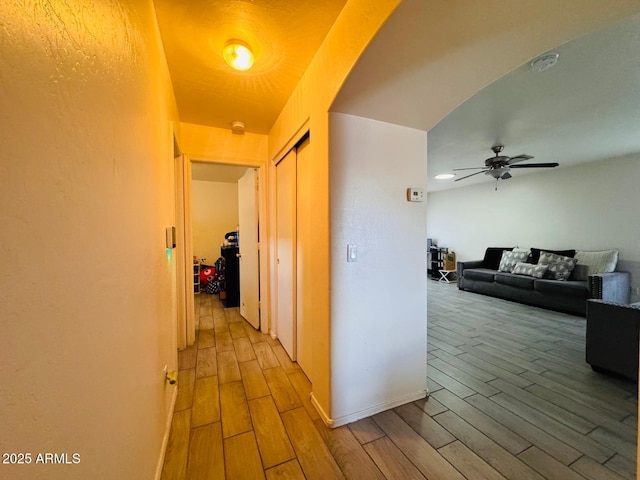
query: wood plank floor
161 281 637 479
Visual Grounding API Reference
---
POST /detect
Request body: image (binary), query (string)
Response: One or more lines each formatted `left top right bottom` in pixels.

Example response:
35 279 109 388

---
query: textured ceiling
154 0 347 134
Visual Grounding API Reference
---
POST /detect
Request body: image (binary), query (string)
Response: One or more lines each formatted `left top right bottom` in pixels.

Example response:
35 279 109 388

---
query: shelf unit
429 246 449 280
193 262 201 294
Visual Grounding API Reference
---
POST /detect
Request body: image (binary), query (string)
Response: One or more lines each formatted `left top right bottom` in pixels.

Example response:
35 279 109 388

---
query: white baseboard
329 389 428 428
154 386 178 480
310 392 334 428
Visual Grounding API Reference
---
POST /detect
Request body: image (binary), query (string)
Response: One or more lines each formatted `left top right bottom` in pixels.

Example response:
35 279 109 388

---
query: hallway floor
161 283 636 479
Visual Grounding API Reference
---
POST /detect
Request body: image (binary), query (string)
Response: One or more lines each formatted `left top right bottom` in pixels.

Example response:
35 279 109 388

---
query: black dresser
220 246 240 307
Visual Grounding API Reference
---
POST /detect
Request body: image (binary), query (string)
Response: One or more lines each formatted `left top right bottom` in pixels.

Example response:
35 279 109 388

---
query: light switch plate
347 244 357 262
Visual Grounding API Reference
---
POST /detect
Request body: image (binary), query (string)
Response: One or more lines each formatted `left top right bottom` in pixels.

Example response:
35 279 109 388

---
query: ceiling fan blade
452 166 486 171
507 154 533 165
510 162 559 168
454 170 486 182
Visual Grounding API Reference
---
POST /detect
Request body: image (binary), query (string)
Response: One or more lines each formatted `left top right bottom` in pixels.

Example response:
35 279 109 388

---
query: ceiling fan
453 145 559 187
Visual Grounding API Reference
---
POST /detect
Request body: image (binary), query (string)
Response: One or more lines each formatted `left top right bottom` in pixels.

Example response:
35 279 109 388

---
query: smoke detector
231 121 245 134
531 52 559 73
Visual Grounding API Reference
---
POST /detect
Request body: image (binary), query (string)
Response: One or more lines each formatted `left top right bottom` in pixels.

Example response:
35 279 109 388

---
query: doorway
185 161 262 342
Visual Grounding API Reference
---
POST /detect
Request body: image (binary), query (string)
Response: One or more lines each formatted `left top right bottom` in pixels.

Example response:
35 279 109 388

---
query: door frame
177 158 267 344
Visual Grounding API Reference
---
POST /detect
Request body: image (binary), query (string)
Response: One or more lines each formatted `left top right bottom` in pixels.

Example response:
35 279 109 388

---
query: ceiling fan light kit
452 145 559 189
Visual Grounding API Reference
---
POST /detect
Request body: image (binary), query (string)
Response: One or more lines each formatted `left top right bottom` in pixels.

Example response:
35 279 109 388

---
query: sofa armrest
457 260 484 288
588 272 631 304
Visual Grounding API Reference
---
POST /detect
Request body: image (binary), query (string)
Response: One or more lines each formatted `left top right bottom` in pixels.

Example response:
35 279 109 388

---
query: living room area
421 12 640 480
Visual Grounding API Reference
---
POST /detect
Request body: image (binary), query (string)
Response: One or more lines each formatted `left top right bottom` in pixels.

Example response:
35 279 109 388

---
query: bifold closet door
275 149 296 360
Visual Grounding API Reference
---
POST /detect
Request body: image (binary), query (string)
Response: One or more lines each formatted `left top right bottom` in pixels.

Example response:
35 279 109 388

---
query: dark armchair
586 299 640 380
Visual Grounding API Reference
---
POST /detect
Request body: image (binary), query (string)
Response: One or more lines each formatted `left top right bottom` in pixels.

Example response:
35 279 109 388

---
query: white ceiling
426 13 640 191
332 3 640 192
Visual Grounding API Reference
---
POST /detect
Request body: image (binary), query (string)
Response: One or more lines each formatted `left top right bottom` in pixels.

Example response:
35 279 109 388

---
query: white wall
427 154 640 301
329 113 428 425
192 180 240 265
0 1 179 479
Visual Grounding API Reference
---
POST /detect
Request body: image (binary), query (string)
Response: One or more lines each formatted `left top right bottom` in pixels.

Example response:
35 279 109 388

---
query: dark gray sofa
457 247 630 316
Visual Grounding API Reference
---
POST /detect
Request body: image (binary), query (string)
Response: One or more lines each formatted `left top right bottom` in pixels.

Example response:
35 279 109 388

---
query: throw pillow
538 251 578 281
574 250 619 276
498 250 530 273
530 248 576 264
512 262 548 278
483 247 514 270
568 264 590 281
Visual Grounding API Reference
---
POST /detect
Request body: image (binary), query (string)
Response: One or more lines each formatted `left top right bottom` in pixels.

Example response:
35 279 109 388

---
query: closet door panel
275 150 296 360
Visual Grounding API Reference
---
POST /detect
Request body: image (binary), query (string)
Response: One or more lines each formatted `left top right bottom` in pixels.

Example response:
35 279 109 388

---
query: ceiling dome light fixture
223 40 254 71
531 52 559 73
434 173 455 180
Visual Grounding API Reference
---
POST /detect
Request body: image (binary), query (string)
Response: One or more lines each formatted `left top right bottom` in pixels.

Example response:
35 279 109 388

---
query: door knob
236 253 242 258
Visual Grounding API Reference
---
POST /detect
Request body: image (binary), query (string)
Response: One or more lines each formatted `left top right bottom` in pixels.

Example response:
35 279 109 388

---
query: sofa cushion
530 247 576 264
538 251 578 281
483 247 514 270
512 262 548 278
574 250 619 277
495 272 535 289
534 279 588 298
569 264 589 281
464 268 497 282
499 251 530 273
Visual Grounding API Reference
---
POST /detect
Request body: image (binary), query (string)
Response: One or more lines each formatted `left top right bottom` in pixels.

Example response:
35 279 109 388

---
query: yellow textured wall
0 1 179 478
267 0 402 421
192 180 240 265
181 122 268 166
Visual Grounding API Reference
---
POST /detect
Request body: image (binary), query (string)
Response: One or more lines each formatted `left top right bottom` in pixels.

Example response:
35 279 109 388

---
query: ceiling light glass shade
223 41 254 71
434 173 455 180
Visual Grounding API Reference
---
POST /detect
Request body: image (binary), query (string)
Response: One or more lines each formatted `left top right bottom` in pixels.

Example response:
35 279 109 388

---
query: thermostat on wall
406 188 424 202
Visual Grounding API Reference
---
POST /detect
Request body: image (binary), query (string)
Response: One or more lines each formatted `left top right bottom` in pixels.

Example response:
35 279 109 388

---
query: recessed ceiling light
531 52 559 73
435 173 455 180
223 40 254 71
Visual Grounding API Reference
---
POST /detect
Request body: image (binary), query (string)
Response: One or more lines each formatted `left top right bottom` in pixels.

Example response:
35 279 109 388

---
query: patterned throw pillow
538 251 578 281
498 250 530 273
512 262 548 278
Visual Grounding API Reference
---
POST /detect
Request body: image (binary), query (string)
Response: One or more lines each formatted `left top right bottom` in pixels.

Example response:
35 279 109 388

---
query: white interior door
238 169 260 329
276 150 296 359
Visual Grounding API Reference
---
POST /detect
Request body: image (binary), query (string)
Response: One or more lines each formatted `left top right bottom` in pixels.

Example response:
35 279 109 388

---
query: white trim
329 390 428 428
310 392 333 428
154 386 178 480
271 119 310 165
